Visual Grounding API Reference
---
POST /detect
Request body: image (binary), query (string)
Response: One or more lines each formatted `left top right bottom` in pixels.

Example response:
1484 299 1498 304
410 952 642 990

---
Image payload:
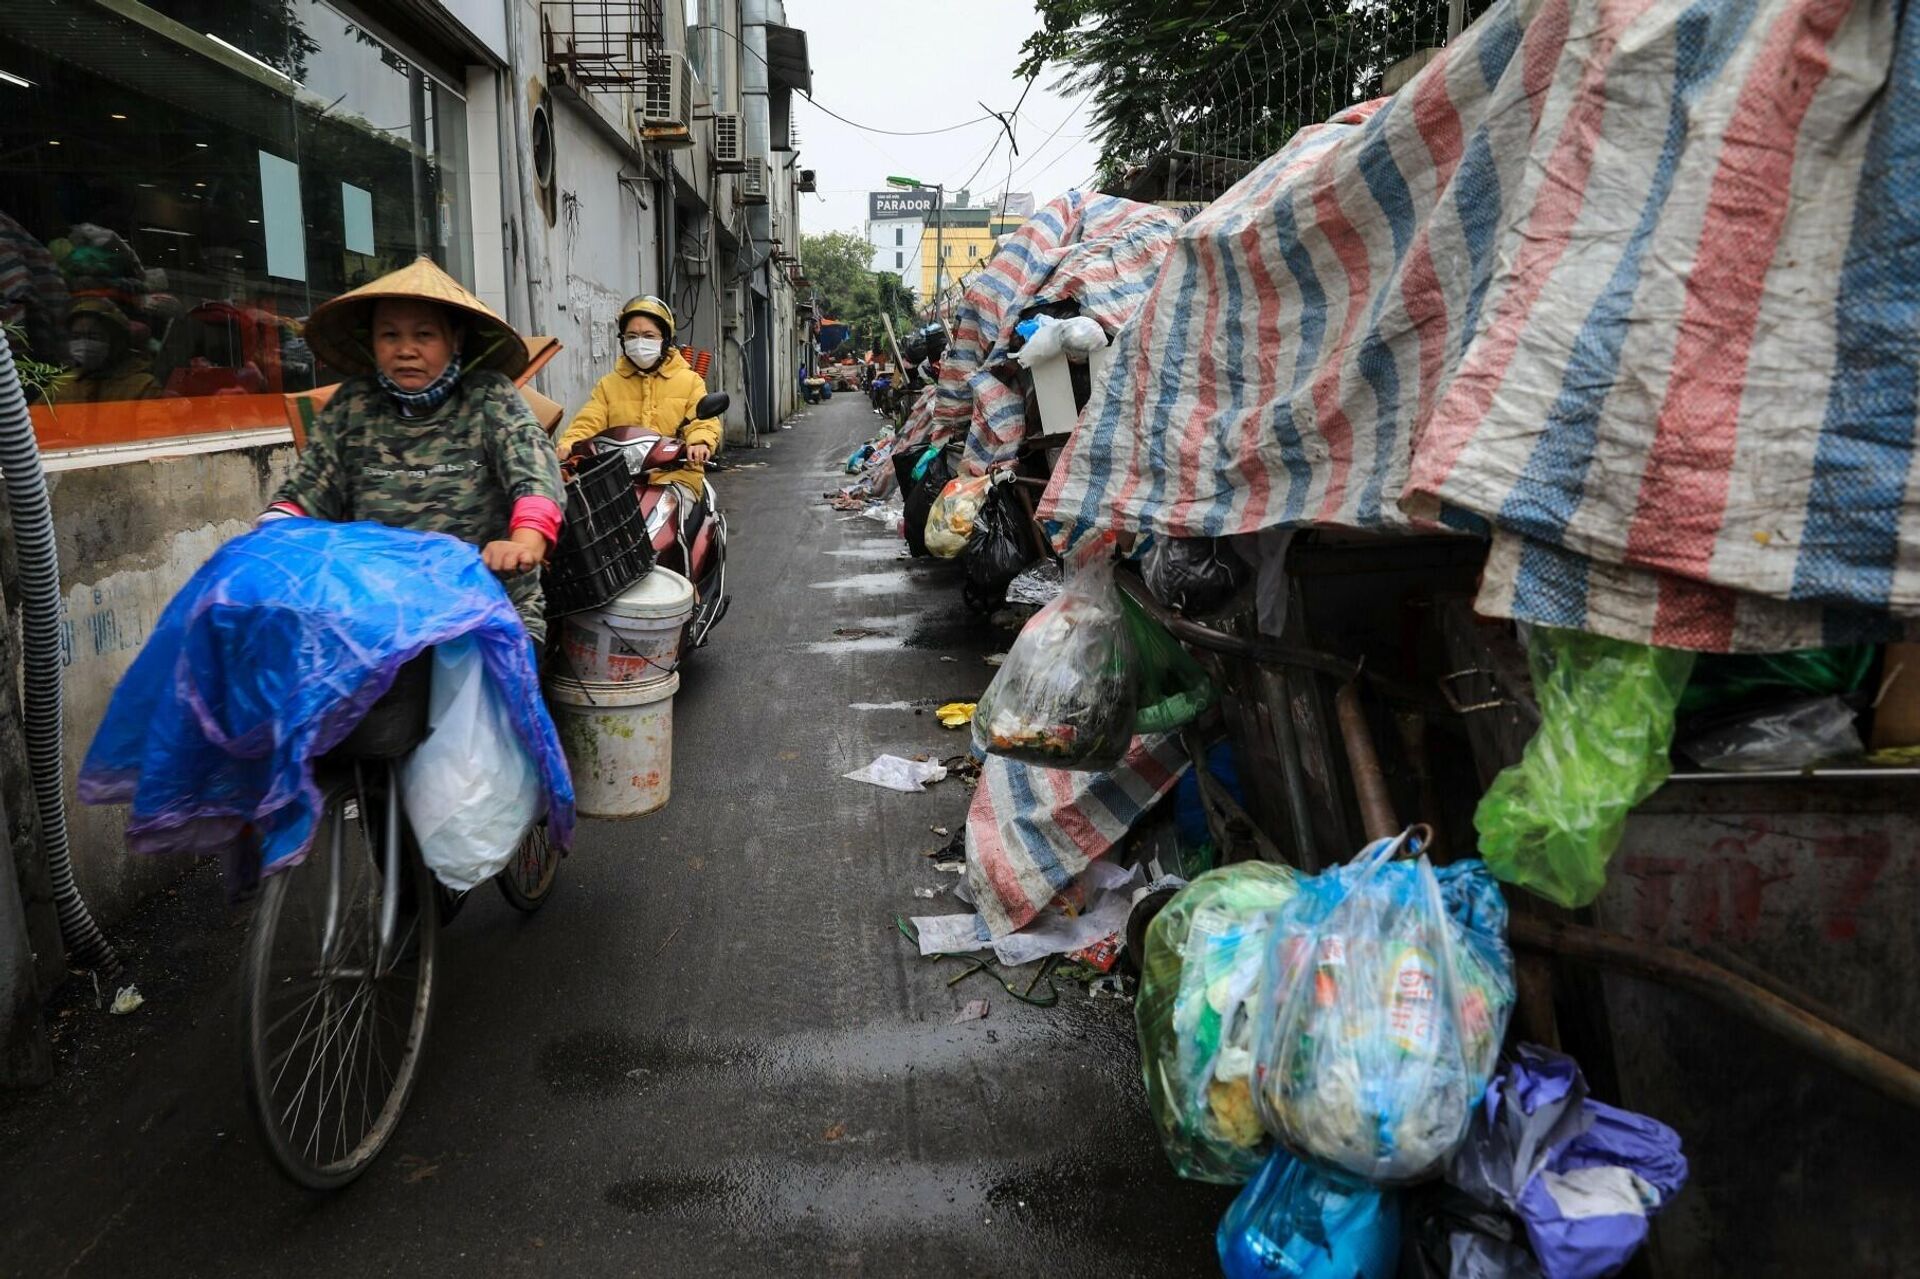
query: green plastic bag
1122 593 1216 734
1137 863 1300 1184
1475 629 1695 909
1678 645 1873 715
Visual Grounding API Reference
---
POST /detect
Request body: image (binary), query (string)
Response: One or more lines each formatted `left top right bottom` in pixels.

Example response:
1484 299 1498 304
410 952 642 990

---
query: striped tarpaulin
962 733 1189 938
1040 0 1920 651
932 192 1184 475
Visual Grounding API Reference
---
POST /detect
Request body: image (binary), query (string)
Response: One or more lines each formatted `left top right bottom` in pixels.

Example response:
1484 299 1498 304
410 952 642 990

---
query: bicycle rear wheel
494 822 559 913
241 768 437 1190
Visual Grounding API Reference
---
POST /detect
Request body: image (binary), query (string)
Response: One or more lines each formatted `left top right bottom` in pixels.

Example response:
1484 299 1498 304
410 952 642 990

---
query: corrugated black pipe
0 330 117 974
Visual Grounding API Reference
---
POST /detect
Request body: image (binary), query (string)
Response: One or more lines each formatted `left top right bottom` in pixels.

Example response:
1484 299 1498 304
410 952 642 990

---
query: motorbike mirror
694 392 730 420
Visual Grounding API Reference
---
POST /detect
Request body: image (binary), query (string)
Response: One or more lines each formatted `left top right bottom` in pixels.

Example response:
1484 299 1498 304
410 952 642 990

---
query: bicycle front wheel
241 771 438 1190
495 822 559 914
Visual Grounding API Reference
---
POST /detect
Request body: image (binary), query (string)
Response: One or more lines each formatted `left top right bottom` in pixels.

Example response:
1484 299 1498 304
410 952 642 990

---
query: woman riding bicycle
264 257 565 642
554 295 721 499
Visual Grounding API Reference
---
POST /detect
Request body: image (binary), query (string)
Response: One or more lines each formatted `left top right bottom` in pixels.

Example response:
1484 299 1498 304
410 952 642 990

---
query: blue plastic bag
1218 1150 1400 1279
80 521 574 885
1252 838 1516 1183
1449 1045 1688 1279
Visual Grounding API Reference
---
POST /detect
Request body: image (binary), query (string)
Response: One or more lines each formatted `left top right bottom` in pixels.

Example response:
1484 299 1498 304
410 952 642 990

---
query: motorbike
579 391 732 652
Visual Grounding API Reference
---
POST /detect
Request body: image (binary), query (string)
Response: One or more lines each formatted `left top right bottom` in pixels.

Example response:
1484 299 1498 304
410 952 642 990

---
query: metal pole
933 183 944 327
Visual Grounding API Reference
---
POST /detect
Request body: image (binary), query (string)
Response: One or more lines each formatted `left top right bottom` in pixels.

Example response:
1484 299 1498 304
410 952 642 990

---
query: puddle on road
804 635 906 654
809 573 915 596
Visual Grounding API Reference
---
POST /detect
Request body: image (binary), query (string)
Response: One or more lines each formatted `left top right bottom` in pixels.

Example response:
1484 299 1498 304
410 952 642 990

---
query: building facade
0 0 810 965
914 193 1028 303
863 187 937 290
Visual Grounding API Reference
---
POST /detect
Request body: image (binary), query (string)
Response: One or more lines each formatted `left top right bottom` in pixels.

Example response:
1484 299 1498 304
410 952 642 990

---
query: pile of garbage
1139 840 1688 1278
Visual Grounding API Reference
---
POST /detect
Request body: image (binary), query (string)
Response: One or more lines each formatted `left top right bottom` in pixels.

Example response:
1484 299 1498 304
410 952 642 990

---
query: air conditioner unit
797 168 817 193
639 51 693 146
736 158 769 205
712 112 746 172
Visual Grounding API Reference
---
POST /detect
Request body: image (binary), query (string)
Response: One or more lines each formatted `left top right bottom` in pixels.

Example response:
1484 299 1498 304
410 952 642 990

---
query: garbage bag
1218 1150 1401 1279
80 521 574 886
1678 695 1863 772
1006 559 1064 608
400 639 544 891
1401 1184 1543 1279
1475 629 1695 909
964 481 1036 591
1678 644 1874 715
1145 536 1250 616
1122 593 1216 733
972 536 1137 769
1136 862 1301 1183
1252 838 1515 1184
902 445 956 558
1448 1045 1688 1279
925 473 994 559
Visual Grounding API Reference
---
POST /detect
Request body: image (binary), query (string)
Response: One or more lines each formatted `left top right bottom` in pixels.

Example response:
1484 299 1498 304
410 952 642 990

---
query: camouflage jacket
274 371 565 641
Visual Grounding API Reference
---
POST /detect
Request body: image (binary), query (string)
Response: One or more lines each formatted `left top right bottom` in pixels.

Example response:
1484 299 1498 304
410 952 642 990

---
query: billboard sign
870 189 942 219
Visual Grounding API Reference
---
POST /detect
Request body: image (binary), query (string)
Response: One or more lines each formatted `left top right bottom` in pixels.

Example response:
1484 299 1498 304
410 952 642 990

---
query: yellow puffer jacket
556 347 721 495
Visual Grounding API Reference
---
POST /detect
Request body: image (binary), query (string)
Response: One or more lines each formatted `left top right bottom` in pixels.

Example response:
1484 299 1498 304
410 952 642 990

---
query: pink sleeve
510 495 564 544
256 501 306 525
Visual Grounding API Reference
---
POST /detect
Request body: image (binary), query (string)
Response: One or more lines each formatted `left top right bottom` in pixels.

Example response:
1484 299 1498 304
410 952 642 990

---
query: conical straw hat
304 256 529 380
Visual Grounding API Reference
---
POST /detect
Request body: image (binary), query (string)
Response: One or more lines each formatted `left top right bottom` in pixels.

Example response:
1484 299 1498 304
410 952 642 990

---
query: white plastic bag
844 754 948 792
399 639 543 891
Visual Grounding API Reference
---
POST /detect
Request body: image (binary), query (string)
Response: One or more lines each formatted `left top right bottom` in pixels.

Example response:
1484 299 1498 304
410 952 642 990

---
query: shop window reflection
0 0 473 448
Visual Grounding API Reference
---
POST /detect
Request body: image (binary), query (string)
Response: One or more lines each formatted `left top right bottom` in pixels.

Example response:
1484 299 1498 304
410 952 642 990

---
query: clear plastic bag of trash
400 638 543 892
924 473 995 559
1218 1149 1401 1279
1252 835 1516 1184
1136 862 1301 1184
1006 559 1064 608
844 754 948 792
1678 695 1863 772
972 535 1137 770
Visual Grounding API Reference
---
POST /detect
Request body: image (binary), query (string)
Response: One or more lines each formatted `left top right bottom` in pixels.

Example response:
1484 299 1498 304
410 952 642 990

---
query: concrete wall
42 445 293 929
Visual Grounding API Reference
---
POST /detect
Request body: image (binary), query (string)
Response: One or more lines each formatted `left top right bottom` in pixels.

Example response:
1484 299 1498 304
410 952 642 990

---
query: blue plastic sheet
80 520 574 883
1449 1045 1688 1279
1218 1149 1400 1279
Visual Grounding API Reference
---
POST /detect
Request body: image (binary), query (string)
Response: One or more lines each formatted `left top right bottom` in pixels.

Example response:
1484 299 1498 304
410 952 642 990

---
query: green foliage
1 323 67 404
1019 0 1452 189
800 230 916 356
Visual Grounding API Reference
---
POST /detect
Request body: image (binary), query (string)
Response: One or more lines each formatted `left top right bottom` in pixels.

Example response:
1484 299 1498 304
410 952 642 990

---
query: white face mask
68 337 111 372
623 336 663 367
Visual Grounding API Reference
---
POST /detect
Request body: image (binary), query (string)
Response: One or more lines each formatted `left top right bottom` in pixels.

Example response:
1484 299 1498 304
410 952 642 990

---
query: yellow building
917 206 1024 302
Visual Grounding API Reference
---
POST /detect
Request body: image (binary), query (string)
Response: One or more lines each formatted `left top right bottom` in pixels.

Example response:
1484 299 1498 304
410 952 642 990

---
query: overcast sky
784 0 1107 238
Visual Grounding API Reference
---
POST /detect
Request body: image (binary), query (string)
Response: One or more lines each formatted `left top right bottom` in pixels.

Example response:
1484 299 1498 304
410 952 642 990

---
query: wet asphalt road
0 392 1231 1277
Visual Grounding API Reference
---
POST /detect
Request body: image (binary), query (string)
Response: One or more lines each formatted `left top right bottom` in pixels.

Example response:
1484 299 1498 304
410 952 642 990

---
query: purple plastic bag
1448 1045 1687 1279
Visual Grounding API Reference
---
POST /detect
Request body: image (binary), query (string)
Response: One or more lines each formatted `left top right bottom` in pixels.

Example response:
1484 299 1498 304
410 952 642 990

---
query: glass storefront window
0 0 475 448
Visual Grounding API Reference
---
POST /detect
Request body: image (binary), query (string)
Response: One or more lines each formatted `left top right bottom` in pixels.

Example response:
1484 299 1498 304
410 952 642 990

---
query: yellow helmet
617 294 674 342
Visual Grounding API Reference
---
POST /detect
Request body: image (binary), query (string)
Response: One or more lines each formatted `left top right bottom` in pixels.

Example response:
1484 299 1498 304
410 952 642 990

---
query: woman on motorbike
554 295 721 496
261 257 565 642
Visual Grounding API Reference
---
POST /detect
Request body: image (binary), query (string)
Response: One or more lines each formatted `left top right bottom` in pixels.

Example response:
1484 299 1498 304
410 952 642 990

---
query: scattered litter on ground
895 917 1063 1008
933 860 965 874
109 985 144 1015
952 999 990 1023
930 825 950 836
985 653 1008 667
911 861 1146 968
822 1121 848 1142
935 702 976 729
913 887 941 899
844 755 948 792
1087 974 1128 1000
940 655 958 663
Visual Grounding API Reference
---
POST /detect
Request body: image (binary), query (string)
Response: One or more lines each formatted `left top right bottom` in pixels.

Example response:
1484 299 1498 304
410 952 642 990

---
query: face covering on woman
623 336 663 368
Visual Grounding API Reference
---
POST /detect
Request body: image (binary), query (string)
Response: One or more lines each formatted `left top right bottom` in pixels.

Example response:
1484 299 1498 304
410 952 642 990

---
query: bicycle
239 654 559 1189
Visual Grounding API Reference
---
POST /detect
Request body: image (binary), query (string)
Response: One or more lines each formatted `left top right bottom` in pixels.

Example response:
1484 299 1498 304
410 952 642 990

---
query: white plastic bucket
558 567 694 683
546 671 679 819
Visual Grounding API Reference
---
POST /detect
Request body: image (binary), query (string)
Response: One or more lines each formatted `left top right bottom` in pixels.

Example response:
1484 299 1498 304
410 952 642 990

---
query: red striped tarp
1041 0 1920 651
